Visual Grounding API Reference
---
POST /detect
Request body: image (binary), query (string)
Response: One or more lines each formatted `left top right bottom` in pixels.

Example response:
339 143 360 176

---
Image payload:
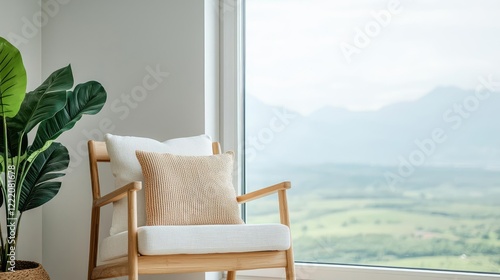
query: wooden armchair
87 139 295 280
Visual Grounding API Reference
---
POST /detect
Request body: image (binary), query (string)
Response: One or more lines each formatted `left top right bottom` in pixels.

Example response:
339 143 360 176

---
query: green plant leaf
0 37 27 118
30 81 107 154
18 142 69 212
32 64 73 95
8 65 73 135
0 119 27 160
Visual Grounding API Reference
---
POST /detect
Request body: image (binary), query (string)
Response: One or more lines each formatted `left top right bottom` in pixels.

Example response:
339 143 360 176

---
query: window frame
219 0 500 279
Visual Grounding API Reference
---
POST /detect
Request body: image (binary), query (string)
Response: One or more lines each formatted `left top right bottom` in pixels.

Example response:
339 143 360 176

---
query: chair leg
286 266 296 280
129 261 138 280
227 271 236 280
285 248 296 280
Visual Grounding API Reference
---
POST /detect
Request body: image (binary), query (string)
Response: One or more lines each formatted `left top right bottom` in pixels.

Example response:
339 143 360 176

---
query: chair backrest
87 140 222 201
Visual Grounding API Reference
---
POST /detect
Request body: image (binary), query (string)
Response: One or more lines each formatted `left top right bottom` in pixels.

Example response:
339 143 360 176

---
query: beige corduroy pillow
135 150 244 226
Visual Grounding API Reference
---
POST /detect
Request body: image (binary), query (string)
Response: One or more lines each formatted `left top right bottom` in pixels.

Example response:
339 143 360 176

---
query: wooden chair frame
87 140 295 280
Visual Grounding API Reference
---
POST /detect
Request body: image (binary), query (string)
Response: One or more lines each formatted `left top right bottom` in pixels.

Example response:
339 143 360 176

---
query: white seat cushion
99 224 290 262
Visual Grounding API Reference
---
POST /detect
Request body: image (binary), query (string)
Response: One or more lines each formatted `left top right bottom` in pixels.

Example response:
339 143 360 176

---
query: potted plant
0 36 107 276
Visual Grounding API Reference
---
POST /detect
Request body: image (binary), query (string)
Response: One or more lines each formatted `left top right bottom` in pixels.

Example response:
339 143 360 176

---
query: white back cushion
105 133 213 235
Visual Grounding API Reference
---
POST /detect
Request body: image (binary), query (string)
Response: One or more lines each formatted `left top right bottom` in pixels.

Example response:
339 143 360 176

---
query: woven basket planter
0 260 50 280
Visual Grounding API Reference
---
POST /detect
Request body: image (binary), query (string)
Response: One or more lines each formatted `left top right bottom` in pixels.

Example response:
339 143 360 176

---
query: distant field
246 164 500 274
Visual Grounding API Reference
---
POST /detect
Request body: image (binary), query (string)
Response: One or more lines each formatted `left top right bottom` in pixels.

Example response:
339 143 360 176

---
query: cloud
246 0 500 114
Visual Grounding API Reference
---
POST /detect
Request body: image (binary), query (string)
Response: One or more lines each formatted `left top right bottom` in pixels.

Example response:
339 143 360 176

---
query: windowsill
231 263 500 280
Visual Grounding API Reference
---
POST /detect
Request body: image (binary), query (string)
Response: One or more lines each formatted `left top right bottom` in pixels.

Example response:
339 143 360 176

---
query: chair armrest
93 181 142 208
237 181 291 204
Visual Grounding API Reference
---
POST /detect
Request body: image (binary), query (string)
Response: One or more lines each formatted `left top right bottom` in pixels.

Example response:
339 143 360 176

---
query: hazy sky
245 0 500 115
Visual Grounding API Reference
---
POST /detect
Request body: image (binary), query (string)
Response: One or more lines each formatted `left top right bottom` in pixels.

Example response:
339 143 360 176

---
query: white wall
39 0 220 279
0 0 43 264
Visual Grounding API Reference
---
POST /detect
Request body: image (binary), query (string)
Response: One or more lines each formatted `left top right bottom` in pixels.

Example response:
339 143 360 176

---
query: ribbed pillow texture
135 151 244 226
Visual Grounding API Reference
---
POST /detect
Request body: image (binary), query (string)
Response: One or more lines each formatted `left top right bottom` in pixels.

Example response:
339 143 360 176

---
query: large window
244 0 500 276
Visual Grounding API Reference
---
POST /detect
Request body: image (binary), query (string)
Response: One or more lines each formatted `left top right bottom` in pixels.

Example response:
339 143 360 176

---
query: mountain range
245 86 500 169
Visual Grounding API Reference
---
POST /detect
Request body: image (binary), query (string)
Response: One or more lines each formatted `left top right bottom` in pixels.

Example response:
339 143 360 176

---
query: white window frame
219 1 500 279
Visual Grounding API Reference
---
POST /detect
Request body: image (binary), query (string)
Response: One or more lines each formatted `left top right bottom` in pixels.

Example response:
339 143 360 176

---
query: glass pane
244 0 500 274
